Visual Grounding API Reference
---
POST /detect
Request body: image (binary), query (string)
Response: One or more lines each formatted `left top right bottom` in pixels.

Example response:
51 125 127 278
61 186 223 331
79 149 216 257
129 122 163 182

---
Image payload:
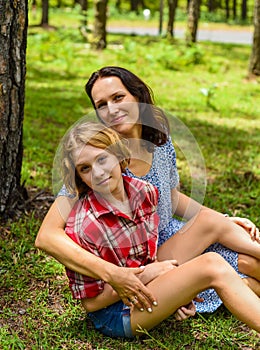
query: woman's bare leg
130 253 260 335
239 254 260 280
157 208 260 264
238 254 260 295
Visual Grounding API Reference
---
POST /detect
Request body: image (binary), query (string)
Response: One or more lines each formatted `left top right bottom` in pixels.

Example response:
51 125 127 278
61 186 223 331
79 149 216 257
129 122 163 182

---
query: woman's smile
92 77 140 138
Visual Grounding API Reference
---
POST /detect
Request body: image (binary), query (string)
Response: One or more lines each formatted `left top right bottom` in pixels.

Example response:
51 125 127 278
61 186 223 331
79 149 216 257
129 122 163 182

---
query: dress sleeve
57 184 76 198
167 138 180 189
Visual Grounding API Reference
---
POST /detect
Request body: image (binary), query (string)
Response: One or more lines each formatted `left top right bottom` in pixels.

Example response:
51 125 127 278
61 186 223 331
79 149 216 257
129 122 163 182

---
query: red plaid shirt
65 175 159 299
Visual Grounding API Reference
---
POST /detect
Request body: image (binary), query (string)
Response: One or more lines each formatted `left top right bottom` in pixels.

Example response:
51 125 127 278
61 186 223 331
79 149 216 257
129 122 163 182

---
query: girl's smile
74 144 125 201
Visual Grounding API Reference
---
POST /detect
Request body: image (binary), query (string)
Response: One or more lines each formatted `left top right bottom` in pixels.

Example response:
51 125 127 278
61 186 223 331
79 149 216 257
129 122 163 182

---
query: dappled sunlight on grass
1 10 259 349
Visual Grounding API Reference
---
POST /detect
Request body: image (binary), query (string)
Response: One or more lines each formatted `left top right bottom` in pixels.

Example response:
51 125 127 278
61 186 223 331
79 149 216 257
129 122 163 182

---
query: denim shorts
87 301 134 338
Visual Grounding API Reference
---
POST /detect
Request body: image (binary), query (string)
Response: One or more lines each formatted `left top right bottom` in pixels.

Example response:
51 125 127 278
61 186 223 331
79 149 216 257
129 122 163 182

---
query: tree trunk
241 0 247 20
232 0 237 19
167 0 178 38
249 0 260 76
225 0 230 19
115 0 122 12
0 0 28 217
41 0 49 27
208 0 218 12
80 0 88 27
130 0 145 13
92 0 108 50
159 0 164 35
186 0 200 44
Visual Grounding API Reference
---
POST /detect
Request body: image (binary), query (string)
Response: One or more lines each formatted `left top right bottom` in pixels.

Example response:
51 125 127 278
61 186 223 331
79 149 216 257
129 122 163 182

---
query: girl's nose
92 164 105 178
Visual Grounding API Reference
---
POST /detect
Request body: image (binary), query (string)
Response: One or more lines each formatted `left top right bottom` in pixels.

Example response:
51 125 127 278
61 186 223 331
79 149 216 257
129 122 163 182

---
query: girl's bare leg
157 208 260 264
130 253 260 335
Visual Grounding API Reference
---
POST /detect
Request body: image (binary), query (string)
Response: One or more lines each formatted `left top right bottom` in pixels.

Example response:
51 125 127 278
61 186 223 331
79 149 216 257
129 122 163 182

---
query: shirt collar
86 176 147 219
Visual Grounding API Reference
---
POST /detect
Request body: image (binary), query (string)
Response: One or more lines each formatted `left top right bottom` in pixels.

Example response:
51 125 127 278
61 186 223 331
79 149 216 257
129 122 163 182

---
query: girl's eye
80 165 90 173
98 155 107 164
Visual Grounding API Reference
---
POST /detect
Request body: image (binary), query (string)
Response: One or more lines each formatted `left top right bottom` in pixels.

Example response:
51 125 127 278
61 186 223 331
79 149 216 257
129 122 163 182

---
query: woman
36 66 260 315
58 120 260 338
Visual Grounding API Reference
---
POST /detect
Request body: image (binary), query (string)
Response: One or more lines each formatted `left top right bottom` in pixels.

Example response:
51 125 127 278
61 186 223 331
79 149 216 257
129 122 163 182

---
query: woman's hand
174 296 203 321
228 217 260 242
174 301 196 321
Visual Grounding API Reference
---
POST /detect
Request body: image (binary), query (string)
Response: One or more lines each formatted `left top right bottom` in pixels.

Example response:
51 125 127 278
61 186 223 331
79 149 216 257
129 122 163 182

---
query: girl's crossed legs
130 252 260 335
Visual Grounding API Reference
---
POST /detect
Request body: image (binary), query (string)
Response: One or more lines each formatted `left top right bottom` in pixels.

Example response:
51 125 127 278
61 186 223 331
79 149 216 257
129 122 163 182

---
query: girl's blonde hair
60 121 131 196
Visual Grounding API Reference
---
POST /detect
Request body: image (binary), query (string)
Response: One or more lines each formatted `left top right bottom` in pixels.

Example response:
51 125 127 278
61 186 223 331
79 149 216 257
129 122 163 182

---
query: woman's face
74 144 124 200
91 77 141 138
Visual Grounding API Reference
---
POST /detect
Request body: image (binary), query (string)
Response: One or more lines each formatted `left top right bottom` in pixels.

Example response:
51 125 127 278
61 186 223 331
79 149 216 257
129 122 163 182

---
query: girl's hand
228 216 260 242
139 260 179 285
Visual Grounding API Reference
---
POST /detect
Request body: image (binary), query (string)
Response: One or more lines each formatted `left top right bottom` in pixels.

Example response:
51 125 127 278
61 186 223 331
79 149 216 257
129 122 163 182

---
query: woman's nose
107 101 119 115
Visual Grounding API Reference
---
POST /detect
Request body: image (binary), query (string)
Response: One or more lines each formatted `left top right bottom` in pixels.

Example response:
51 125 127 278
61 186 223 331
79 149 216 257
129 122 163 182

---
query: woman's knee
196 208 226 237
238 254 260 276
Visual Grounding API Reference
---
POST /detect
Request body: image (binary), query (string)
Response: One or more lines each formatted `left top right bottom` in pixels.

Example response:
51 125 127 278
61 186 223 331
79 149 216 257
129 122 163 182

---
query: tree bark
159 0 164 35
225 0 230 19
232 0 237 19
186 0 200 44
241 0 247 20
92 0 108 50
41 0 49 27
249 0 260 76
167 0 178 38
130 0 145 13
0 0 28 216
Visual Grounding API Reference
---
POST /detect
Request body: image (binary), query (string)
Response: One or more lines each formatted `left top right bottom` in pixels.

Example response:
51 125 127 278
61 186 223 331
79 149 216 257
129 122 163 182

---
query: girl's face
74 144 124 200
91 77 141 138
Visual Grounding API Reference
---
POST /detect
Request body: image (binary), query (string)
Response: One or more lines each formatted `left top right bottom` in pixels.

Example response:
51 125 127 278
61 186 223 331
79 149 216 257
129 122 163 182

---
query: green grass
1 7 260 349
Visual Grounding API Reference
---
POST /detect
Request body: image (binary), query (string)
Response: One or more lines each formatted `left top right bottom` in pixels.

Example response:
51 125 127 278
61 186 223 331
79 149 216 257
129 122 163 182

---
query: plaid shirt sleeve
65 177 159 300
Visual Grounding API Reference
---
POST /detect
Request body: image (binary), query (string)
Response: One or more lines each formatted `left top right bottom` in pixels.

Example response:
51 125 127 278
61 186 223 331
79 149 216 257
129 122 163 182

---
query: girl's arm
81 284 120 312
35 197 157 310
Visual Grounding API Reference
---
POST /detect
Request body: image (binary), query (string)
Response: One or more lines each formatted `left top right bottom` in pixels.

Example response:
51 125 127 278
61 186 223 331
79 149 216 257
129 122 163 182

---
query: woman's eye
97 103 107 110
114 95 124 102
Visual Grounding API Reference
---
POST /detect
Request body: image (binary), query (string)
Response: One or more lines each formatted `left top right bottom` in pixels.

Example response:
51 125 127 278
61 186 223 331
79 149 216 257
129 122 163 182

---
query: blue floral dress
124 138 246 313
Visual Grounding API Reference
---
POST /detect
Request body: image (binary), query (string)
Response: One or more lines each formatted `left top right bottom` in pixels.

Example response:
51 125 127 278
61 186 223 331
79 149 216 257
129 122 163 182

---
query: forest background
0 1 260 349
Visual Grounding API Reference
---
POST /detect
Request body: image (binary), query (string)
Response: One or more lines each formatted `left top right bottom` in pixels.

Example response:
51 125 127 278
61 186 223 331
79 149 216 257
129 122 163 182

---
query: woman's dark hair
85 66 170 149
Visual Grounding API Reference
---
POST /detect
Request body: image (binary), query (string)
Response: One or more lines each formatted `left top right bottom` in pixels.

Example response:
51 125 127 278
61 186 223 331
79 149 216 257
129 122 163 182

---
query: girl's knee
201 252 233 280
201 252 227 271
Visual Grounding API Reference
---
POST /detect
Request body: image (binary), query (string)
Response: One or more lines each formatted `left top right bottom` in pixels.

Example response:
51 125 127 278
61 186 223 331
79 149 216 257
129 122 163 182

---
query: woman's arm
35 197 157 310
171 188 204 220
81 260 179 313
172 189 259 241
81 260 197 321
